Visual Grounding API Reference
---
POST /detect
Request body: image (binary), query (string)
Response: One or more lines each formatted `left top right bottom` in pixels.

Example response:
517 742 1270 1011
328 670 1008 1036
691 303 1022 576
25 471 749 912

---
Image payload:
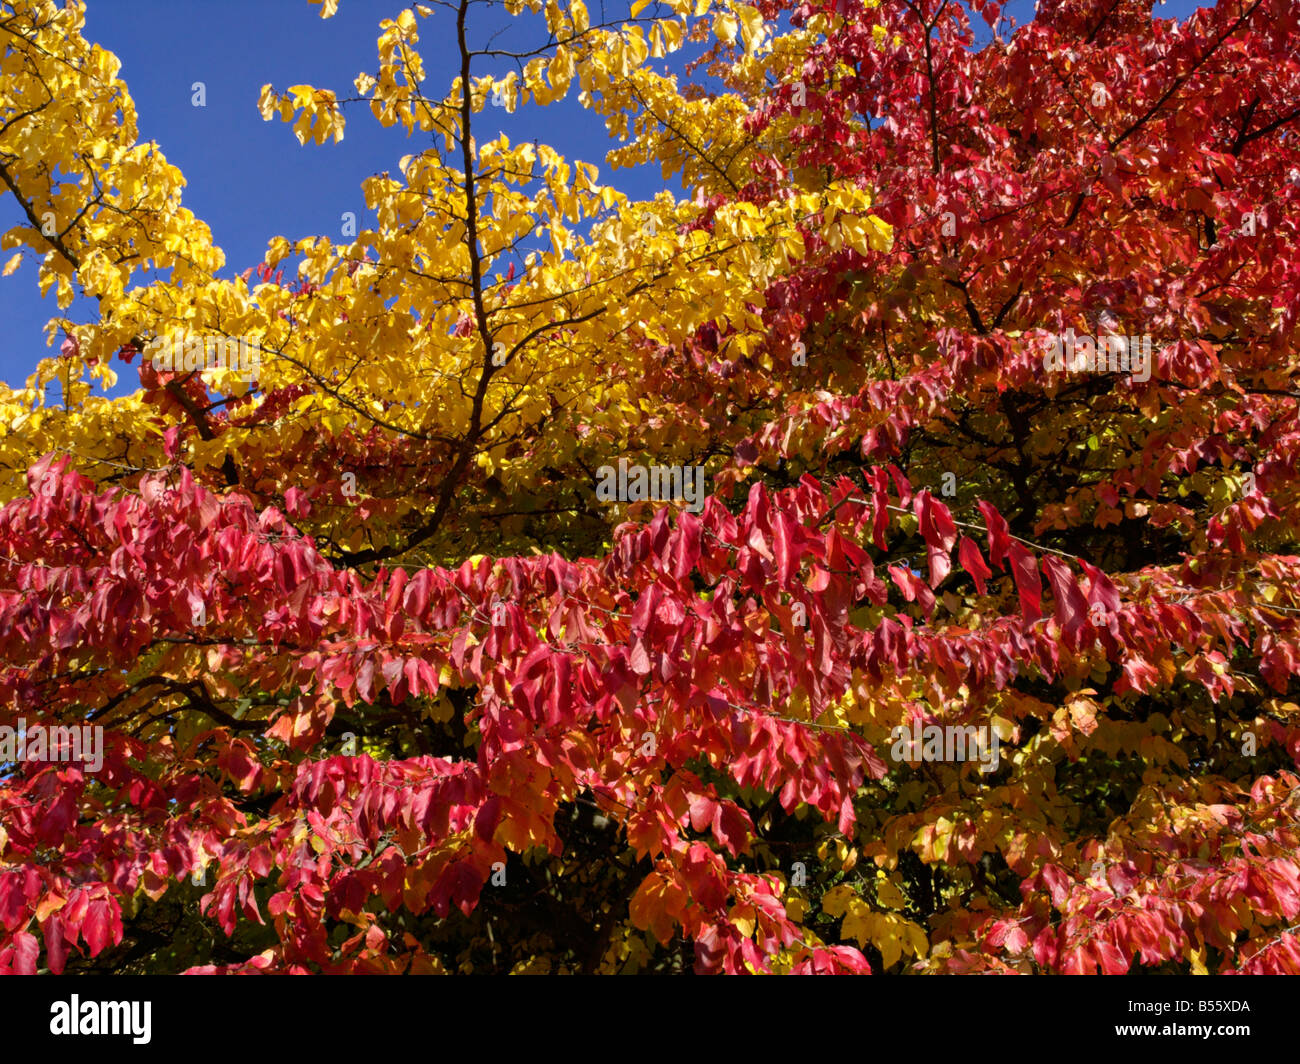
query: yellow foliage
823 885 929 968
0 0 890 566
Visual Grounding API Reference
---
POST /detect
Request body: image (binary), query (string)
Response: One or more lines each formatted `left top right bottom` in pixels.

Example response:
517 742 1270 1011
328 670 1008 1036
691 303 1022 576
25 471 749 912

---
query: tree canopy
0 0 1298 974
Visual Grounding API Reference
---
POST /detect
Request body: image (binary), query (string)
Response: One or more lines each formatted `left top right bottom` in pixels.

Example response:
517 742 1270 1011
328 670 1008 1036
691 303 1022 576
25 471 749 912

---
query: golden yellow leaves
353 72 378 98
735 4 766 50
257 83 291 122
818 836 858 871
547 45 576 96
849 214 894 254
257 84 345 145
713 10 739 44
2 2 221 329
815 181 894 255
1 0 901 570
822 881 930 968
661 1 760 53
649 17 684 56
875 874 910 911
263 236 293 269
74 248 128 305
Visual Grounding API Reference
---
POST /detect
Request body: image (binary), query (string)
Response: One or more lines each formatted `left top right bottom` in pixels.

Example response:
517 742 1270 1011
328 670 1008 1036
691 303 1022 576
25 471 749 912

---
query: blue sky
0 0 1206 393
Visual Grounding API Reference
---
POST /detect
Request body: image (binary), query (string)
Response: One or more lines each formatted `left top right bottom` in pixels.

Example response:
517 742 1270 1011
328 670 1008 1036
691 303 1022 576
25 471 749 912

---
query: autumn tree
0 0 1298 974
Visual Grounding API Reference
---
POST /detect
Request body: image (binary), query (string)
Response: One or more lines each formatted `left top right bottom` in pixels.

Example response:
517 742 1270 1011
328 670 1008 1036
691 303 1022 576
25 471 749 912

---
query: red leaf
1041 556 1091 649
888 565 936 614
673 512 702 581
977 500 1013 568
12 931 38 974
916 491 957 552
82 897 122 956
1032 927 1059 969
712 801 752 856
1079 558 1120 613
1007 543 1043 623
550 652 572 723
688 794 717 832
403 570 432 619
957 536 992 595
773 511 796 585
0 874 26 932
475 796 502 842
916 491 957 587
628 638 653 676
1094 940 1131 974
44 914 67 975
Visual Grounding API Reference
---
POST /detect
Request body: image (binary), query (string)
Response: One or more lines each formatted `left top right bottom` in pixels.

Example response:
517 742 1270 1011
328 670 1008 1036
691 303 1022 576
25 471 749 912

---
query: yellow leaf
840 906 877 951
730 905 756 938
257 84 279 121
1 252 22 277
876 875 908 910
820 883 856 919
866 213 894 251
876 923 903 968
737 4 764 49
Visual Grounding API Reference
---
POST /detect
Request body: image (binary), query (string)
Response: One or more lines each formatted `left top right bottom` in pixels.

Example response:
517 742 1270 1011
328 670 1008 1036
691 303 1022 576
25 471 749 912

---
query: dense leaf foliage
1 0 1298 973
